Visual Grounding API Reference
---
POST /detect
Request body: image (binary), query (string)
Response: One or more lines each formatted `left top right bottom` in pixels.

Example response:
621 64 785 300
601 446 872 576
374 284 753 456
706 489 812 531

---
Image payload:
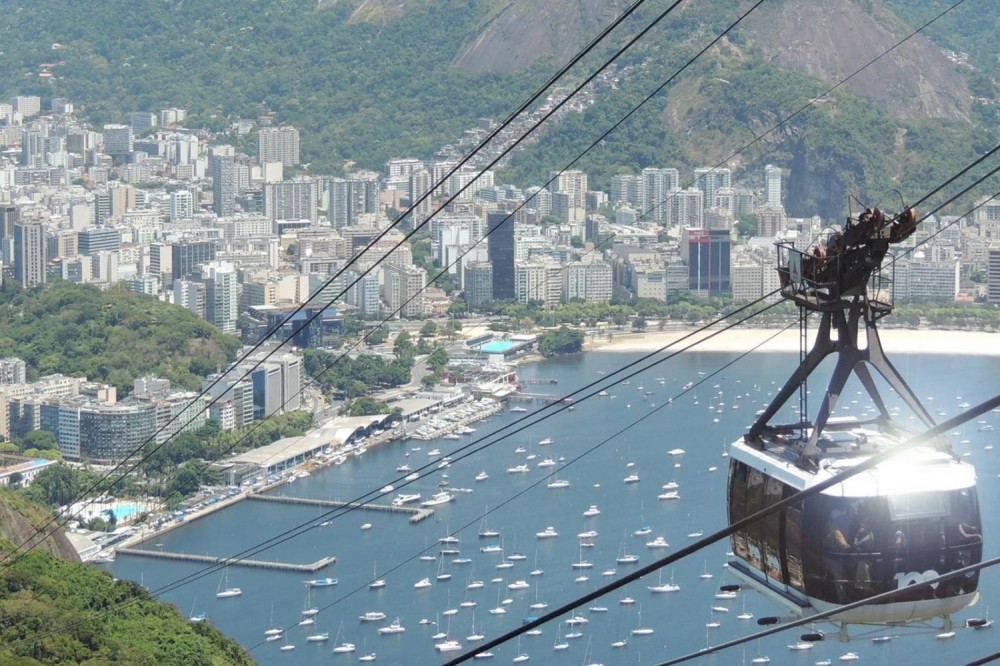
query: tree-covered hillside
0 281 241 395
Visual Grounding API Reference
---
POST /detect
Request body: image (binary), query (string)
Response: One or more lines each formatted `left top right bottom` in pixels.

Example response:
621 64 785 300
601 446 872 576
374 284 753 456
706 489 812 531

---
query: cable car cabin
727 426 981 626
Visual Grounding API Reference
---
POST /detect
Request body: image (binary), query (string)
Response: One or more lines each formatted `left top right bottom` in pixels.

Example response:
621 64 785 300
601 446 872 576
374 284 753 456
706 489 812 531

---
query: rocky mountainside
740 0 970 122
0 489 79 561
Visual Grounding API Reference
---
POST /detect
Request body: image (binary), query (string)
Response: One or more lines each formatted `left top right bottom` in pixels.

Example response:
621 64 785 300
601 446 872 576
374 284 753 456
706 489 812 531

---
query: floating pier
116 547 336 572
249 494 434 523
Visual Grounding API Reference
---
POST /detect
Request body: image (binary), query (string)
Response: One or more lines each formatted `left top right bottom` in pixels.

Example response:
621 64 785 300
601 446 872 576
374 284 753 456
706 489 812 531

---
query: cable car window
728 461 750 561
745 468 765 571
888 492 947 521
763 477 784 582
784 486 805 592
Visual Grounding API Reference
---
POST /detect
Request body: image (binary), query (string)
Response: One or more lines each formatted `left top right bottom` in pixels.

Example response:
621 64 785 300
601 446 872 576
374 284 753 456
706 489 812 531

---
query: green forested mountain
0 281 241 395
1 0 997 217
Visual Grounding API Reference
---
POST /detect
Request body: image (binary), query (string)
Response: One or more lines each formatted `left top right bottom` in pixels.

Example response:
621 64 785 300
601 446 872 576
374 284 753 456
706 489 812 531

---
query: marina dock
249 494 435 523
116 547 336 572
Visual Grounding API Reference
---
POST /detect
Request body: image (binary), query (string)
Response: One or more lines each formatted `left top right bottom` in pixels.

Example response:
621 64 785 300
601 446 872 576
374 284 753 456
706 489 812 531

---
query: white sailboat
332 621 355 653
369 561 386 590
648 569 680 593
215 567 242 599
630 603 654 636
263 601 283 637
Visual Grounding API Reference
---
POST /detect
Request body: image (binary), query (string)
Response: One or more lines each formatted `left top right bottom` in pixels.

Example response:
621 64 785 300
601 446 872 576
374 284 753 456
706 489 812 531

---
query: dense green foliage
0 550 253 665
302 348 412 398
0 282 241 395
537 326 585 356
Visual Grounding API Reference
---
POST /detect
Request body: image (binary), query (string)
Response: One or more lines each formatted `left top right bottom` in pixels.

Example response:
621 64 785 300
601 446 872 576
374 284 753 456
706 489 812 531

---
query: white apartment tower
169 190 194 221
765 164 782 209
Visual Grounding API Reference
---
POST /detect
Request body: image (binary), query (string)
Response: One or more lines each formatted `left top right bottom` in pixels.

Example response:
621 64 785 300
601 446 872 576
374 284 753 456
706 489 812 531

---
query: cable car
726 203 982 632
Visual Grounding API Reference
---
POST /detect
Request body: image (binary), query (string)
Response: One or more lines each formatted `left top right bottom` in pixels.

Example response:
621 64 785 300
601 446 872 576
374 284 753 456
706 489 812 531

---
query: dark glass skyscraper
687 228 731 296
487 212 515 301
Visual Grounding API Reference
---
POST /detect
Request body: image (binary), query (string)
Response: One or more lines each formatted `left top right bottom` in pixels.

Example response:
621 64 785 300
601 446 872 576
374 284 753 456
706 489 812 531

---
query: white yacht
535 526 558 538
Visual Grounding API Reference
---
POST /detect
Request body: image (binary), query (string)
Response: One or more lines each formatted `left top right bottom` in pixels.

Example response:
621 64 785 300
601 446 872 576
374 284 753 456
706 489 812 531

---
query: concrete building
0 359 26 386
988 245 1000 305
383 263 426 319
463 260 493 310
640 167 679 222
693 167 731 211
200 261 239 333
257 126 300 167
169 190 194 221
13 221 46 288
264 178 318 222
210 154 237 217
102 124 134 161
765 164 782 209
78 226 120 256
563 260 613 303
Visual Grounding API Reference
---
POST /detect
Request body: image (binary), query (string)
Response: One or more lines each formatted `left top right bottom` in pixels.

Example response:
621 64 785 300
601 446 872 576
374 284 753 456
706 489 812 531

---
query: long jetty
249 495 434 523
116 547 336 572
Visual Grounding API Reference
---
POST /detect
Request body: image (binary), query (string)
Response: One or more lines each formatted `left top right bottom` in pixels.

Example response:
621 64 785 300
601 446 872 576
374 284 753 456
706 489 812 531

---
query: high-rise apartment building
549 169 588 210
210 154 237 217
463 261 493 310
102 124 134 160
383 263 426 319
257 126 300 167
693 167 732 211
201 261 239 333
264 179 318 222
640 167 680 222
169 190 194 221
14 221 46 288
988 245 1000 305
327 173 380 228
765 164 782 209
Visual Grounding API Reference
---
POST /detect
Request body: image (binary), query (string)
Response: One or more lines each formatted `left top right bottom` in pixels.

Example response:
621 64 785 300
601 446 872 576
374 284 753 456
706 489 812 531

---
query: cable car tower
726 204 983 636
747 205 930 461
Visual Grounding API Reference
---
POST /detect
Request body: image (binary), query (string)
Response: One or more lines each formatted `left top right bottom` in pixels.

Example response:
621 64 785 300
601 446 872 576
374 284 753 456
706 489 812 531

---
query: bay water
109 347 1000 665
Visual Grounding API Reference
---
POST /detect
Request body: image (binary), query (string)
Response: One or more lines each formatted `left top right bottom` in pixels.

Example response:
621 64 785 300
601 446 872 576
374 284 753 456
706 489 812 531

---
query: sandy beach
591 327 1000 356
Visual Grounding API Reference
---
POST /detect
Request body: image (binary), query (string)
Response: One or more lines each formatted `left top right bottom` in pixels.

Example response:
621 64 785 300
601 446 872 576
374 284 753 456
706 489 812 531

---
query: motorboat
377 618 406 635
538 437 554 446
546 479 570 489
305 632 329 643
414 578 432 589
507 580 530 591
536 526 558 539
645 537 669 549
582 505 600 517
475 471 489 482
392 493 421 506
306 577 338 587
359 611 386 622
420 492 454 507
506 464 529 474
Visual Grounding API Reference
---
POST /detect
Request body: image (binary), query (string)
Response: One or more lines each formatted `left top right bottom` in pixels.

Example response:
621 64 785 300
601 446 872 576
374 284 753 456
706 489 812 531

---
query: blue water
108 348 1000 665
107 503 142 521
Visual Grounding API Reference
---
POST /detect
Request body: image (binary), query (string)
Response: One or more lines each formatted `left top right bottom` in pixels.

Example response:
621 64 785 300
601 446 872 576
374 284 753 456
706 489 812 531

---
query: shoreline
584 327 1000 356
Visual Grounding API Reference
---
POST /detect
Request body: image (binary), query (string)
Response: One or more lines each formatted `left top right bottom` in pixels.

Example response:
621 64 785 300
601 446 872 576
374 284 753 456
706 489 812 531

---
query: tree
393 330 415 360
537 327 585 356
632 316 647 331
427 348 449 374
167 465 202 498
419 321 438 338
18 430 59 453
366 327 388 345
8 471 23 489
445 319 463 340
421 374 439 390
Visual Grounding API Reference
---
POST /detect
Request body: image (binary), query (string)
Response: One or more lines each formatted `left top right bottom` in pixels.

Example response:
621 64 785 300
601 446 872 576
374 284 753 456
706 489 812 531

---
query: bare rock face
451 0 633 74
0 496 80 562
741 0 969 122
